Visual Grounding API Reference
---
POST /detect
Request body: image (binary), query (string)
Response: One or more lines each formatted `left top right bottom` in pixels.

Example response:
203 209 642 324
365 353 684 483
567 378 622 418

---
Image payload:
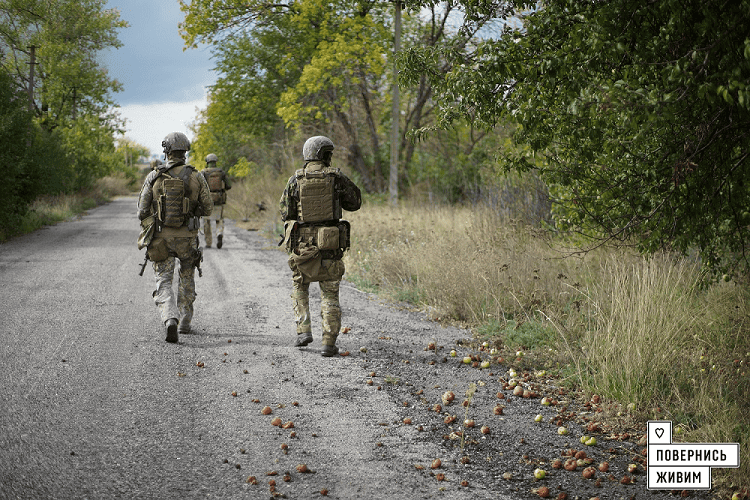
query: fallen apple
534 414 543 422
442 391 456 403
430 458 442 469
296 463 309 473
582 466 596 479
480 360 491 369
271 417 282 426
627 463 638 473
450 349 457 357
462 356 472 364
598 462 609 472
464 419 475 428
536 486 551 498
533 468 546 480
585 437 597 446
261 406 273 415
557 426 569 435
481 425 491 434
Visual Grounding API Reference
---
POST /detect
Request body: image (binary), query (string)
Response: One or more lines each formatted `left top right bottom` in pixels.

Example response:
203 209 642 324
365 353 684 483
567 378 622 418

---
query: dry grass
342 197 750 491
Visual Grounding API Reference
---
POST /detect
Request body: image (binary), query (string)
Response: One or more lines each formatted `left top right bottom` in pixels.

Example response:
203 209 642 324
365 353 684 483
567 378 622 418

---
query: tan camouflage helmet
161 132 191 155
303 136 334 162
205 153 218 163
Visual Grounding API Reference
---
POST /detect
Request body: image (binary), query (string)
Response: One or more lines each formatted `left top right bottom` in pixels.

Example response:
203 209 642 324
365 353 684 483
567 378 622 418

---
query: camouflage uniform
201 155 232 248
138 133 213 342
279 136 361 356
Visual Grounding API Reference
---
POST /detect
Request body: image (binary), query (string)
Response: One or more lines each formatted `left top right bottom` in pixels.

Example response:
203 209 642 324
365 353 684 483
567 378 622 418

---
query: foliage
180 0 505 198
0 0 130 235
399 0 750 275
0 0 127 128
0 70 33 238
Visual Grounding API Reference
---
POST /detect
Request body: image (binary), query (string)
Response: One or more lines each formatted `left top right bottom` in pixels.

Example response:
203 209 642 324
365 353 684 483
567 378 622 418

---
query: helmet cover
162 132 191 155
205 153 218 163
302 136 334 162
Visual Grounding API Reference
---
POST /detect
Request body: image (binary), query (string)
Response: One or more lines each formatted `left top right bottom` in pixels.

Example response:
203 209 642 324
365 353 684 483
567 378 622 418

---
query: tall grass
3 174 136 242
342 197 750 491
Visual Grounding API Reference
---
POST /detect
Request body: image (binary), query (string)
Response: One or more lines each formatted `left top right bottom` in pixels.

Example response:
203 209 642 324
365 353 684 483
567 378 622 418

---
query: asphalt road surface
0 196 499 500
0 197 720 500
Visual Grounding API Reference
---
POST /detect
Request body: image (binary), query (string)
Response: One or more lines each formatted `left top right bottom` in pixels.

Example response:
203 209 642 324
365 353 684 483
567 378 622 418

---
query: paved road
0 196 491 500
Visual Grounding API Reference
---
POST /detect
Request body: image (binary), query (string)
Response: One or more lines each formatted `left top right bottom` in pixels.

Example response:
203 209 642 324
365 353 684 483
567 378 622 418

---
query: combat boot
321 344 339 357
294 331 313 347
165 318 179 343
217 234 223 249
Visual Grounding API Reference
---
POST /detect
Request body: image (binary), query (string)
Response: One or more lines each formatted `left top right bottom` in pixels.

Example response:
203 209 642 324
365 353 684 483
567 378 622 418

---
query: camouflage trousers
151 236 198 332
290 259 345 346
203 205 224 247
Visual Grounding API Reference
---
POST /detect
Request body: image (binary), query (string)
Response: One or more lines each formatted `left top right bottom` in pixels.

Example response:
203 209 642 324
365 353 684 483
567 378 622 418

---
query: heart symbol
655 428 664 438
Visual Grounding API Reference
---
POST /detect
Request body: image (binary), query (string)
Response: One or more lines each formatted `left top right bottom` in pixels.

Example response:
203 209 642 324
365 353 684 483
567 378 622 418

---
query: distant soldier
150 158 163 170
279 136 361 357
202 153 232 249
137 132 213 343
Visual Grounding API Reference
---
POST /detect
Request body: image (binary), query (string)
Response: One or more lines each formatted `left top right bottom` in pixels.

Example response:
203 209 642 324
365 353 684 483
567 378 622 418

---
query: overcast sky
100 0 216 156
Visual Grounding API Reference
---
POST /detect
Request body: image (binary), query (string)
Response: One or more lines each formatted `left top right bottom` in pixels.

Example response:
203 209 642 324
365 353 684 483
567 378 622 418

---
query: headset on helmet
205 153 218 163
303 136 334 162
162 132 191 155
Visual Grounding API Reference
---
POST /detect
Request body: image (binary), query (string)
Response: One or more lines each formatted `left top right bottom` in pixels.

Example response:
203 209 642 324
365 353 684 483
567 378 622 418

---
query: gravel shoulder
0 196 718 499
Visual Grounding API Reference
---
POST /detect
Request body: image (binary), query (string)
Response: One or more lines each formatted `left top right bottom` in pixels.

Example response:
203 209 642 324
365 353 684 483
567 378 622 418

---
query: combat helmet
303 136 334 163
205 153 218 163
161 132 191 155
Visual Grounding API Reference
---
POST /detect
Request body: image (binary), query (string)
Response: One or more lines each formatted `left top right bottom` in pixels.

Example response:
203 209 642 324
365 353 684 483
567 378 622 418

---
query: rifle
139 252 149 276
194 236 203 277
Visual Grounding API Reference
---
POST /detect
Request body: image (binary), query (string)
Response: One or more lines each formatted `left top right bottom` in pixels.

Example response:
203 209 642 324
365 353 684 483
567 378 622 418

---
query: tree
180 0 503 196
401 0 750 274
0 0 127 191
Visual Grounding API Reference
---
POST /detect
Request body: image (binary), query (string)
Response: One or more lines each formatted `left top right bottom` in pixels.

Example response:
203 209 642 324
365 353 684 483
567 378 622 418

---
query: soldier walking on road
201 154 232 249
137 132 213 343
279 136 361 357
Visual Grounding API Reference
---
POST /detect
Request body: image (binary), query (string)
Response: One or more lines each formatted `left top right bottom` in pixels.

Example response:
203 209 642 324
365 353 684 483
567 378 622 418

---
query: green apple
533 468 546 479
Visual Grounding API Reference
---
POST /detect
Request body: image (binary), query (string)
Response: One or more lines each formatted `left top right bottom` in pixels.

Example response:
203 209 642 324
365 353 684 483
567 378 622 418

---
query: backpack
154 166 194 228
204 168 226 205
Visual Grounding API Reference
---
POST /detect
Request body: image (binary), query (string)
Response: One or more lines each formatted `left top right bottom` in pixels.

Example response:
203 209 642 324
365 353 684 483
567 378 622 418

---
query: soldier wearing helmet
137 132 213 343
279 136 362 357
201 153 232 249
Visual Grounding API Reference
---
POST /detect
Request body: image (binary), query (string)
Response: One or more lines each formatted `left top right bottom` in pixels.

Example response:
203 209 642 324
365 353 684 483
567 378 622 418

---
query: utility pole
27 45 37 112
389 1 401 206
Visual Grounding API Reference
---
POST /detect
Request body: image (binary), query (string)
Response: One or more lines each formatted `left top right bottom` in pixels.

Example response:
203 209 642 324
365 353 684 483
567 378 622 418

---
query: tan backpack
153 167 195 228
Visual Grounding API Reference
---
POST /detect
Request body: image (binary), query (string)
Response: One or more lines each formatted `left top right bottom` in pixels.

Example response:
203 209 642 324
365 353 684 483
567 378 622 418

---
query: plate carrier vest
290 165 349 253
